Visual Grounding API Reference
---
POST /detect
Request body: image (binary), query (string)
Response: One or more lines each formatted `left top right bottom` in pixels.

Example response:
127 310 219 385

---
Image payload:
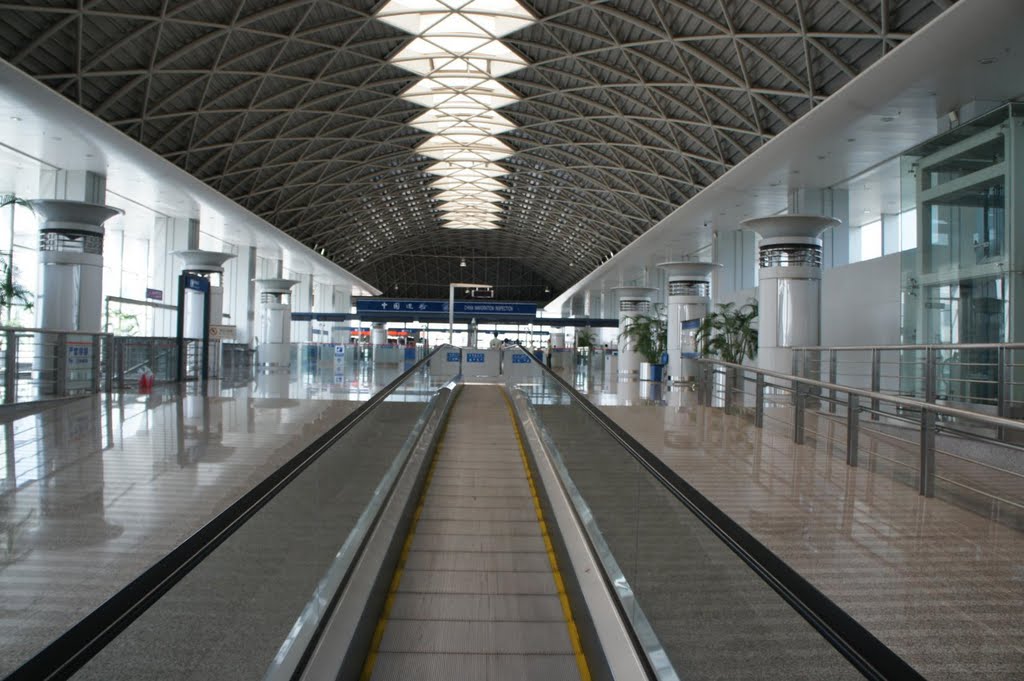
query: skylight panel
380 0 532 230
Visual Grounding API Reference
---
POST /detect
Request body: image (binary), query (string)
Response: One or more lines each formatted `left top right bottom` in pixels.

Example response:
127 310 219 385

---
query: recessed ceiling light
978 57 997 65
9 116 21 122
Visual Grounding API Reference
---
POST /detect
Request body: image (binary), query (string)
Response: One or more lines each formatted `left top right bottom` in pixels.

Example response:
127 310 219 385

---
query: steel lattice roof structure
0 0 953 301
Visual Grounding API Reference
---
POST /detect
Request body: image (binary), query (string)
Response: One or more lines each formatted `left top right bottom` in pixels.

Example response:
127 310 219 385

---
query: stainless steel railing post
828 349 838 414
870 348 881 421
919 408 936 497
754 372 765 428
4 330 16 404
106 335 114 392
724 366 734 413
924 347 937 404
846 394 859 467
696 362 706 406
997 345 1009 440
793 382 805 445
91 334 101 394
55 333 68 396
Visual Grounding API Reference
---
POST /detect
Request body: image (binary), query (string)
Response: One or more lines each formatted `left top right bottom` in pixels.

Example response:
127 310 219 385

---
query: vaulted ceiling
0 0 954 300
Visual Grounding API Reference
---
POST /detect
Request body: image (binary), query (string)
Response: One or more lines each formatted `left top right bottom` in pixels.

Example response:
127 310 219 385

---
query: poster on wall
680 318 701 358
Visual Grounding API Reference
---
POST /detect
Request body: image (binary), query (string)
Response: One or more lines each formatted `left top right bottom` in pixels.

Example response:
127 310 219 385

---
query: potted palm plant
694 301 758 365
575 327 595 348
620 309 668 381
695 301 758 408
0 196 34 324
0 257 33 324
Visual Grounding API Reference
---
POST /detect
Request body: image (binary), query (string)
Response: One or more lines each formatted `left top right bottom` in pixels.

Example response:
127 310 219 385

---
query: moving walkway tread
361 385 589 681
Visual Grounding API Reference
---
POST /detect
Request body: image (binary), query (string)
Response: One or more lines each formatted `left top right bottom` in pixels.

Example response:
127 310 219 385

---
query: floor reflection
0 363 439 676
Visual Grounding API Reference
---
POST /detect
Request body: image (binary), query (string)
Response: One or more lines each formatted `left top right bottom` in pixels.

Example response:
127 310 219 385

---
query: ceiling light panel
377 0 533 230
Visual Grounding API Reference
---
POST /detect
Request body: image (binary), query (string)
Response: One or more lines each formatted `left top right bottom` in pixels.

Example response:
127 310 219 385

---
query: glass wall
900 103 1021 347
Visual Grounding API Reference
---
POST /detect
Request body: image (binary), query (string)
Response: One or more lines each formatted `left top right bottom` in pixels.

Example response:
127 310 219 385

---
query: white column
256 278 299 366
612 286 656 377
151 217 198 336
288 273 313 343
743 215 841 374
657 262 718 382
370 322 387 346
32 200 122 332
173 250 236 339
226 245 253 344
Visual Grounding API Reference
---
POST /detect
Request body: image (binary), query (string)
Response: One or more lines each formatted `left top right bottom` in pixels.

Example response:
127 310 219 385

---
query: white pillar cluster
742 215 840 374
657 262 717 382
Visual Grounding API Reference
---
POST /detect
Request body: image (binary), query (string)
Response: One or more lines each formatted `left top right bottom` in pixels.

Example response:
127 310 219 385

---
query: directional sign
183 273 210 293
356 299 536 318
465 352 485 363
511 353 532 364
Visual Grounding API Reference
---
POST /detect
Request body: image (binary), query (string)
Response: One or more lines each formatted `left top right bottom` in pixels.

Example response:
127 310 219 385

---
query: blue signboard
511 353 532 364
446 352 460 362
356 299 536 318
184 274 210 293
465 352 485 363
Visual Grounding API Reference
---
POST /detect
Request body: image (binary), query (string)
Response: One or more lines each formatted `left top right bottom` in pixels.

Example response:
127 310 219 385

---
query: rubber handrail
521 345 925 681
5 345 448 681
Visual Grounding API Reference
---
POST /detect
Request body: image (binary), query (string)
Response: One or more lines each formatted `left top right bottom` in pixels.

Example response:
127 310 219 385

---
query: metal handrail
524 345 924 681
5 345 449 681
698 357 1024 502
708 359 1024 431
790 343 1024 432
793 342 1024 351
0 324 113 337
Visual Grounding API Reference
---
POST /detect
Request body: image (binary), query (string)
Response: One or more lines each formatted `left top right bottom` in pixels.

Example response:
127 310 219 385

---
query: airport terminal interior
0 0 1023 679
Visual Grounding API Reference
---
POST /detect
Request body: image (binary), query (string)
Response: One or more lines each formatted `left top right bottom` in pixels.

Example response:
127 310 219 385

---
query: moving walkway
5 347 924 681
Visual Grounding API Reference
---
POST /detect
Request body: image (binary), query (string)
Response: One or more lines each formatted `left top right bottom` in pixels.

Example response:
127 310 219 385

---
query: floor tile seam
409 540 548 548
423 493 532 499
412 537 544 544
412 527 544 533
413 522 542 527
376 649 577 657
384 617 568 624
398 569 560 577
426 485 530 490
370 652 579 658
427 478 529 483
394 591 560 598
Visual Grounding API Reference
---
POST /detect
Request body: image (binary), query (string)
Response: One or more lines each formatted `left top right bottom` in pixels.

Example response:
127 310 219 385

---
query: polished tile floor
0 363 440 676
575 373 1024 680
6 355 1024 680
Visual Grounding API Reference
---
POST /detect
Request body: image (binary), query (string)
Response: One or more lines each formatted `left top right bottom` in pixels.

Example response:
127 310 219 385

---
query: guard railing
792 343 1024 432
0 326 113 404
697 358 1024 507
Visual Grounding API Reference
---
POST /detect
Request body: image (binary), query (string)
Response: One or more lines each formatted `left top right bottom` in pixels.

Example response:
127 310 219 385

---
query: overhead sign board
355 299 536 319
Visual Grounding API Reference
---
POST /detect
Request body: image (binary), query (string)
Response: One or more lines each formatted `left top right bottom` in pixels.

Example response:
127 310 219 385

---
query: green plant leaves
695 300 758 365
619 307 668 364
